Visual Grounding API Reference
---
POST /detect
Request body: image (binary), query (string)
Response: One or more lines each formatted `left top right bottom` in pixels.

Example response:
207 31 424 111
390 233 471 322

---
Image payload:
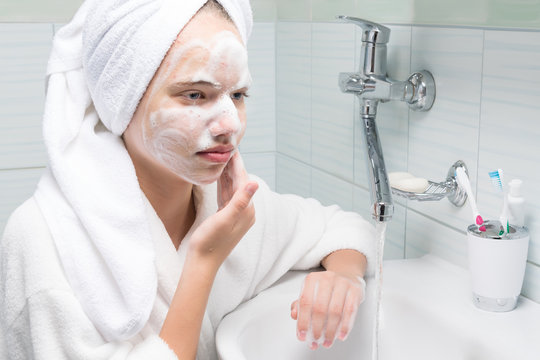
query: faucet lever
337 16 390 44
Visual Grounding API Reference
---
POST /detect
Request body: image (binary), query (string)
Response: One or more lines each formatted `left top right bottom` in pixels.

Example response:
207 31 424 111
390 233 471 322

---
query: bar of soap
388 172 414 186
394 177 429 193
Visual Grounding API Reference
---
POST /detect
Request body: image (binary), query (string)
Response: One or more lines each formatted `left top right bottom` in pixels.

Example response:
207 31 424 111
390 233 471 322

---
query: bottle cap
508 179 522 197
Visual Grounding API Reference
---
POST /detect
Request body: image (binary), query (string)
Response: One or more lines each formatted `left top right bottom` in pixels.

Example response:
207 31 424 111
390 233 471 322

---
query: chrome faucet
338 16 435 222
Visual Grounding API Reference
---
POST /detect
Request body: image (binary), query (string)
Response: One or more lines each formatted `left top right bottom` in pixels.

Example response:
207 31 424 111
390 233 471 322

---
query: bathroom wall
1 0 539 304
264 0 540 304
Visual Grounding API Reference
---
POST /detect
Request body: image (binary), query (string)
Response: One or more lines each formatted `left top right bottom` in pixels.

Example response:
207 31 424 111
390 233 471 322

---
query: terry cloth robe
0 175 376 360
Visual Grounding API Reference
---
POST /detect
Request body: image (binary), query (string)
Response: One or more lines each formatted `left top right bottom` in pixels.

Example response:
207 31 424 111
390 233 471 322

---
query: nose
209 96 241 138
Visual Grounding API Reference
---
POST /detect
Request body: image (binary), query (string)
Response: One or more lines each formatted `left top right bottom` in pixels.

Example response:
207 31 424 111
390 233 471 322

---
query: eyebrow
168 80 222 91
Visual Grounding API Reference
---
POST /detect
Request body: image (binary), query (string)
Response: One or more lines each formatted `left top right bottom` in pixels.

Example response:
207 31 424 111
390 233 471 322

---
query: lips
197 145 234 163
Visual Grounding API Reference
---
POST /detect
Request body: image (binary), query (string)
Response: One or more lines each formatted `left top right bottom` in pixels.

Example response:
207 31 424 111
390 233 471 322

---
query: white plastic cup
467 220 529 312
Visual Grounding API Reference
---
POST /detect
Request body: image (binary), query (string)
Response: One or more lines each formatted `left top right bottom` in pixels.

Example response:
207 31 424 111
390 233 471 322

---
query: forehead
150 11 249 90
158 34 249 89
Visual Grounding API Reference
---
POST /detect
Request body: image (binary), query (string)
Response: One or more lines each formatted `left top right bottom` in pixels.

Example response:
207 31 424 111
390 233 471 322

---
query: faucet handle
337 15 390 44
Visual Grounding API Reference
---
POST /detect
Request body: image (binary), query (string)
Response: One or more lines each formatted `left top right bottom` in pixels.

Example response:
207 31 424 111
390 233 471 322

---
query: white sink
216 269 375 360
217 255 540 360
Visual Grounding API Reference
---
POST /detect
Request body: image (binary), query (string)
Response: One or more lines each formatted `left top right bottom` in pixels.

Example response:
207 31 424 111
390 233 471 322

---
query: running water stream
372 221 387 360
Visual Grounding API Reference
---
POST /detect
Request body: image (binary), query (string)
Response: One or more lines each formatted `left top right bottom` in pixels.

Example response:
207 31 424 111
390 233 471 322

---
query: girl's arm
160 153 258 359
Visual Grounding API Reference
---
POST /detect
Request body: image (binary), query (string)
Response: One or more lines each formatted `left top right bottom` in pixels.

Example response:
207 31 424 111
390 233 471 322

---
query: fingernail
298 330 306 341
323 340 333 348
245 183 258 196
310 342 318 350
339 331 348 341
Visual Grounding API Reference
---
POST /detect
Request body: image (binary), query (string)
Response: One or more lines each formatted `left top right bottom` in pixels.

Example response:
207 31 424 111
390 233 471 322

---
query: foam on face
141 31 250 185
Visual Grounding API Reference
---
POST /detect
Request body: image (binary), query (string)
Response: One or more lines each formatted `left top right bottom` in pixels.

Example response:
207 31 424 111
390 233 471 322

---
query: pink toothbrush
455 167 485 232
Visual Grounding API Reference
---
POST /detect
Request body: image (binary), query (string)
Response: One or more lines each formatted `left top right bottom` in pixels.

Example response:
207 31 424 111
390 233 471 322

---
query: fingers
337 289 359 341
228 151 248 186
323 279 349 347
295 274 316 342
294 272 365 350
218 151 248 209
290 300 298 320
223 181 258 217
188 180 257 265
309 277 332 344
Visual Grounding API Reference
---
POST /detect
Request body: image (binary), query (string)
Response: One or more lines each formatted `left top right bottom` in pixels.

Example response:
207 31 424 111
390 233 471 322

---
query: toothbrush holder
467 220 529 312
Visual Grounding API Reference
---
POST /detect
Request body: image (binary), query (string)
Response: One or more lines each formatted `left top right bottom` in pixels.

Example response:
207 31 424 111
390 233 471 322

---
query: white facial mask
141 31 250 185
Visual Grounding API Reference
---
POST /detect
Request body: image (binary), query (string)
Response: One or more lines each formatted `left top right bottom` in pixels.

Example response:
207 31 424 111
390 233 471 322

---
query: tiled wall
4 0 537 28
268 0 540 29
274 21 540 303
0 24 52 234
0 22 276 233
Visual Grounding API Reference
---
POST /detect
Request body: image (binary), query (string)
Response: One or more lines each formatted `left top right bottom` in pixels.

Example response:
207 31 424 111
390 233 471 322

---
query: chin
181 166 226 186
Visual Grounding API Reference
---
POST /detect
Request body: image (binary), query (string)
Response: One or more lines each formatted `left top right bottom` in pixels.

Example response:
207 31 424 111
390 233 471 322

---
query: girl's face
125 10 250 185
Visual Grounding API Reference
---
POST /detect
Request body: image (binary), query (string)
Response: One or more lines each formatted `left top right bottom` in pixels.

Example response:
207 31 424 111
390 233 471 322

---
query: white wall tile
523 262 540 303
405 210 468 268
276 22 312 163
311 23 355 182
0 168 44 234
242 23 276 154
242 152 276 191
0 1 82 23
407 27 484 231
478 30 540 266
311 168 354 211
353 184 371 220
0 24 52 169
276 154 311 197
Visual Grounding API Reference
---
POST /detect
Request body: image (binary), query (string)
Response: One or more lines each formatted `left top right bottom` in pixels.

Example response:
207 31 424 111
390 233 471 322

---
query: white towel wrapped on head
34 0 252 342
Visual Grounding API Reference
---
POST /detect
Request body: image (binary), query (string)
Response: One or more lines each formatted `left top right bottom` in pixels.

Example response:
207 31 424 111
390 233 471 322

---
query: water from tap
371 221 387 360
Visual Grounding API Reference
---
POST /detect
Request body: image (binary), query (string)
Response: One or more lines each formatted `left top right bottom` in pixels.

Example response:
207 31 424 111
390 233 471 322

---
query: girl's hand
290 270 366 349
218 151 248 209
188 151 258 267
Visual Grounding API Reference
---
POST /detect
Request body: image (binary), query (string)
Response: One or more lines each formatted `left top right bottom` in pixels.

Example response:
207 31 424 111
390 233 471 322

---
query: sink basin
216 255 540 360
216 268 375 360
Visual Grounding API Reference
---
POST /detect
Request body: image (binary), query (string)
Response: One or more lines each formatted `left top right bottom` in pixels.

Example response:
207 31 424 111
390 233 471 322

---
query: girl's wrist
185 250 223 277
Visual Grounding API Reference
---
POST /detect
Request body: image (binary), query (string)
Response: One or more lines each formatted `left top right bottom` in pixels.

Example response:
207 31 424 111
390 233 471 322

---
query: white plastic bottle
507 179 525 227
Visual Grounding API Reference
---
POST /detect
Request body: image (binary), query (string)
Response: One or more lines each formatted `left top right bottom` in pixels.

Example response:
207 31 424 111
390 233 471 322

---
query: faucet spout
359 99 394 222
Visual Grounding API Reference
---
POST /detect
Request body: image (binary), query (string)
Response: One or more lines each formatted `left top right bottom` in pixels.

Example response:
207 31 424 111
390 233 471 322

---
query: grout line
406 206 468 235
242 150 276 155
308 21 313 196
0 166 45 172
474 30 486 201
280 19 540 33
273 22 278 190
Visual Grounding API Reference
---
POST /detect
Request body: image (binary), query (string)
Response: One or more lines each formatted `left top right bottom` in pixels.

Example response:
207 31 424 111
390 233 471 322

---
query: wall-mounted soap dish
391 160 468 207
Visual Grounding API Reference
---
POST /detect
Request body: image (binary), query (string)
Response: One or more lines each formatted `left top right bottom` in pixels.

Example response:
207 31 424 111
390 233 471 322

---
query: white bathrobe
0 175 376 360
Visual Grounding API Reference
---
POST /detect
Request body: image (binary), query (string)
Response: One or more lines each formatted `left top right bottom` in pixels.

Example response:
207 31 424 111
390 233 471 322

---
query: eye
184 91 202 100
231 91 249 101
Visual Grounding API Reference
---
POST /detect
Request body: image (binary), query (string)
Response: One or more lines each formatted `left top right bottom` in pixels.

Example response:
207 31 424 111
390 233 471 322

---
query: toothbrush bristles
488 170 503 190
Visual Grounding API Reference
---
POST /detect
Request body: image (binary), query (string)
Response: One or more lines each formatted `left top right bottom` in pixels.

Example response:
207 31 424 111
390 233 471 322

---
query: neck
131 153 196 250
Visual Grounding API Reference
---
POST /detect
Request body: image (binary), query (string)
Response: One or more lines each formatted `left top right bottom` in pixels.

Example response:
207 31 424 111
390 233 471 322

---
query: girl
0 1 376 359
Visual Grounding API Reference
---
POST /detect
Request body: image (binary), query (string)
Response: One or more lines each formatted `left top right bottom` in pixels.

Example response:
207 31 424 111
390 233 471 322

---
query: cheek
142 107 200 155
